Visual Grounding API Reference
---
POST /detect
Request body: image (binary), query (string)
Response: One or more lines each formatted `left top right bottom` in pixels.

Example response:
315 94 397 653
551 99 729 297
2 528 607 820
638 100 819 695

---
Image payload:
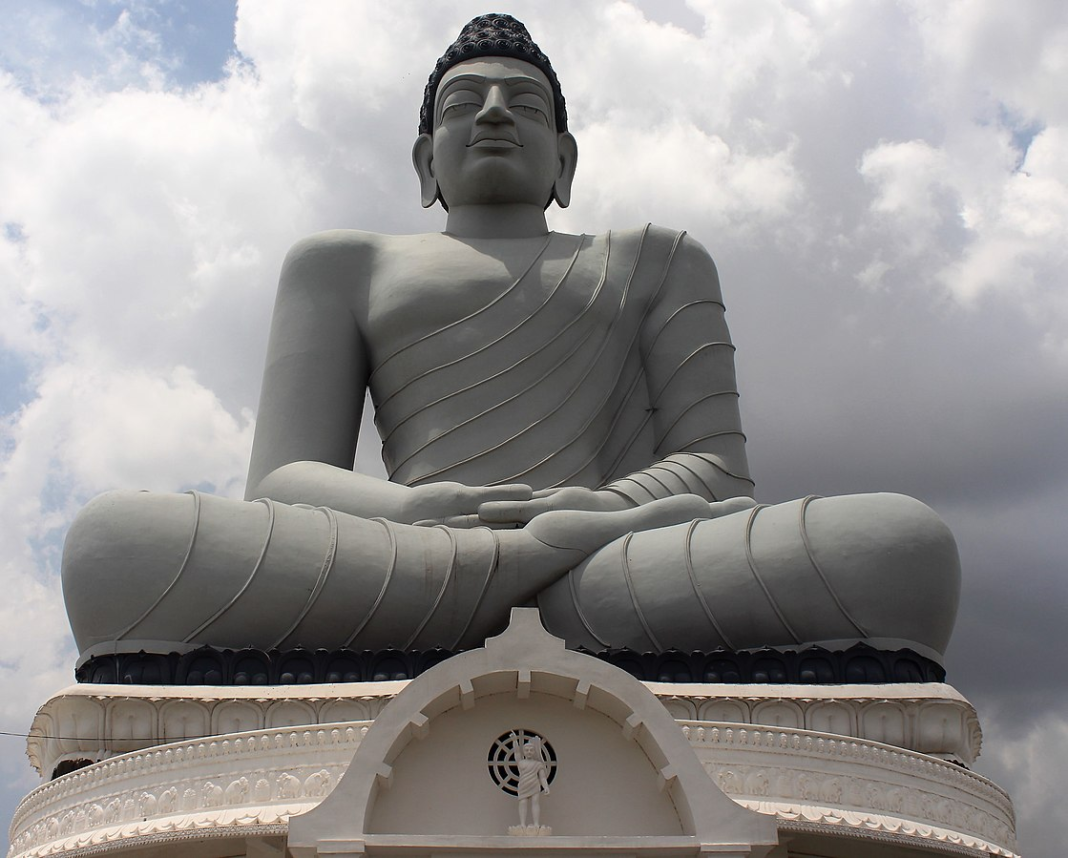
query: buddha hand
477 486 637 526
407 481 533 527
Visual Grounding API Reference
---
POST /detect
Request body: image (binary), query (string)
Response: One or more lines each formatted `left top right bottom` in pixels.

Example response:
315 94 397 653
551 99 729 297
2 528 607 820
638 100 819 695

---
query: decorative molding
26 682 982 781
287 608 780 855
10 825 288 858
27 684 399 779
654 684 982 765
74 646 457 686
10 724 364 858
75 642 946 687
684 724 1016 856
11 717 1016 858
773 816 1014 858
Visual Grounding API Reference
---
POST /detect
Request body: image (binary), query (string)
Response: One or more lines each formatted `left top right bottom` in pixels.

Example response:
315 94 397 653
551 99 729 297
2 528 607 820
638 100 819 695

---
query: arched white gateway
287 608 779 857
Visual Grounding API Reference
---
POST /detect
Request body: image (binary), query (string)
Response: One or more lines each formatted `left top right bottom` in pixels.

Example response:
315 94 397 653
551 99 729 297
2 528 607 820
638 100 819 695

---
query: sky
0 0 1065 855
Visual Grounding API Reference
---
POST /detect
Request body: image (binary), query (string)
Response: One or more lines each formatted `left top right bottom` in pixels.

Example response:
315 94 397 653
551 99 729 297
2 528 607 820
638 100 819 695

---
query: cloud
861 140 952 236
0 2 1065 855
858 129 1068 308
7 363 254 499
904 0 1068 124
567 121 802 234
974 712 1068 858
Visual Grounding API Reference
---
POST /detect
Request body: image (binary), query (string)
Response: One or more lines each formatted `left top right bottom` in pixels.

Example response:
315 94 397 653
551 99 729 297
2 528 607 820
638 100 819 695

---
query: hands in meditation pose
62 15 959 672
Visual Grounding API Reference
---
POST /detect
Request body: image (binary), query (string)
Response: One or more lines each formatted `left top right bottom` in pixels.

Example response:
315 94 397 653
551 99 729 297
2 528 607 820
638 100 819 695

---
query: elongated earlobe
552 132 578 208
412 134 439 208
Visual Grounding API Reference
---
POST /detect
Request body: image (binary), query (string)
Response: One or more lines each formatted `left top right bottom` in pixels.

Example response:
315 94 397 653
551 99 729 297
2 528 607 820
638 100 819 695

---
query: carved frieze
10 725 365 858
685 724 1016 856
11 714 1017 858
27 681 982 782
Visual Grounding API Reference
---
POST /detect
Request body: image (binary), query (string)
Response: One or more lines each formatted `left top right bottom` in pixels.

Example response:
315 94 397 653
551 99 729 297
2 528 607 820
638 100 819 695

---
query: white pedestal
10 628 1016 858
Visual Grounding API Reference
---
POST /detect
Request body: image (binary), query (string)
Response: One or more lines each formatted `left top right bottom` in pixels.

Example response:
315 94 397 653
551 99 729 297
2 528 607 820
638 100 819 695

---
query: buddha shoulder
616 224 725 306
277 229 388 296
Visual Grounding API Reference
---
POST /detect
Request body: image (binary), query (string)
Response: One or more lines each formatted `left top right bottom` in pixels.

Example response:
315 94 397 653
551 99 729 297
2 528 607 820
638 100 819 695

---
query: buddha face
413 56 577 210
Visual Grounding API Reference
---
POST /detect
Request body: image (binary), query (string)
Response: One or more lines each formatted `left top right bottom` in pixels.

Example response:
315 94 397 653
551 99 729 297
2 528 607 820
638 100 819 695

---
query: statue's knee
810 492 961 655
62 490 195 651
63 491 143 586
856 492 959 591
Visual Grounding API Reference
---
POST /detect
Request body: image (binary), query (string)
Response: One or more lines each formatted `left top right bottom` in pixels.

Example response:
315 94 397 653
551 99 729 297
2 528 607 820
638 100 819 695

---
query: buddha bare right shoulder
277 229 393 292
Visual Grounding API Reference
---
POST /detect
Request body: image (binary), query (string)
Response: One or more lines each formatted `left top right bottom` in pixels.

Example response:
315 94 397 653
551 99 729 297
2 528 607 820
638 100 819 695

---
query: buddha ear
412 133 439 209
552 132 579 209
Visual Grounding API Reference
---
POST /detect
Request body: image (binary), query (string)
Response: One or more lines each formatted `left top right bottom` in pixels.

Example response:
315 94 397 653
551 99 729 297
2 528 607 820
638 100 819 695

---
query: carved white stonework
27 680 981 780
488 729 557 798
507 824 552 836
495 731 554 833
10 717 1015 857
685 723 1016 857
651 681 983 766
27 682 400 779
286 609 780 857
13 639 1011 858
9 723 362 858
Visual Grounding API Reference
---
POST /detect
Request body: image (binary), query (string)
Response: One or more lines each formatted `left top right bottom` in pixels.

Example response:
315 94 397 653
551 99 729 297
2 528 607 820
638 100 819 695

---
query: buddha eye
443 101 480 116
439 89 482 119
511 102 549 125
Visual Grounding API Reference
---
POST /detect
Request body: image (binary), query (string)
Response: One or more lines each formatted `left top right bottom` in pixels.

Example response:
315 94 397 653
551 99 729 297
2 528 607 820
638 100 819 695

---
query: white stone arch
697 697 749 723
265 699 317 729
210 700 262 735
289 609 778 858
104 699 156 754
31 696 106 776
915 701 967 757
806 700 857 736
859 700 908 747
751 699 803 730
319 698 371 723
159 699 210 743
660 695 698 720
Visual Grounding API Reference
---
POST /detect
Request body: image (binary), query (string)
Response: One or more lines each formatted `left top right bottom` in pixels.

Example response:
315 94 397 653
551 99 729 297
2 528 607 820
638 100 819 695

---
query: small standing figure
509 733 551 835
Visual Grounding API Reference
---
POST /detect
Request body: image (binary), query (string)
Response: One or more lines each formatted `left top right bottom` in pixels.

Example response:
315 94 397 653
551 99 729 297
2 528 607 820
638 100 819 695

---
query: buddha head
413 14 578 211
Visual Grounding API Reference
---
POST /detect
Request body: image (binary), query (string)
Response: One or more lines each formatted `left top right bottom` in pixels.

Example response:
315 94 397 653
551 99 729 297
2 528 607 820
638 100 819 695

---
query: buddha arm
601 232 754 505
244 231 395 514
245 231 534 524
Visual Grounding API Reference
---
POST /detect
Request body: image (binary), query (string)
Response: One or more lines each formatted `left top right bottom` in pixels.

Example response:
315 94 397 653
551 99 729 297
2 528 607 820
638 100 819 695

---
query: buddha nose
476 85 512 124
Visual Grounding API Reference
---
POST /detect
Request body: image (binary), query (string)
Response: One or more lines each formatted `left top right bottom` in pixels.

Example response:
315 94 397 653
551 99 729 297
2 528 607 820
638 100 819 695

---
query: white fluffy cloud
7 364 253 499
859 129 1068 307
566 121 802 234
0 2 1065 855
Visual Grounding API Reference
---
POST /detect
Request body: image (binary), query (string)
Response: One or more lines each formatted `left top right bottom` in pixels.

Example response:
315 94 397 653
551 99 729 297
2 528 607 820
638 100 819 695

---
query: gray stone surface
61 15 960 667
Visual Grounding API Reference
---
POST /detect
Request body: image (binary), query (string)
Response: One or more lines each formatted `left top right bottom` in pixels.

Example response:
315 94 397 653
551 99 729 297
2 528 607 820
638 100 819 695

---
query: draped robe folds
62 226 961 665
368 225 753 499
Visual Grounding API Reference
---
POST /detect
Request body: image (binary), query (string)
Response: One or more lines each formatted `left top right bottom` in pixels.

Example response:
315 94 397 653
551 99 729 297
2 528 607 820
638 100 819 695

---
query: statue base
508 825 552 836
14 659 1015 856
28 676 981 783
10 706 1017 858
74 642 945 686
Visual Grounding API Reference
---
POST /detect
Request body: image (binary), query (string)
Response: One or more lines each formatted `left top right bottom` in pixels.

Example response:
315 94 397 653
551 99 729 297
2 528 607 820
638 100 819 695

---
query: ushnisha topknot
419 13 567 135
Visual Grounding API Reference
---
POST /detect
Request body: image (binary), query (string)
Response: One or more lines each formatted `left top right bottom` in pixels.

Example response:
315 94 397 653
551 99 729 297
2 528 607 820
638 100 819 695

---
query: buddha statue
61 14 960 677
